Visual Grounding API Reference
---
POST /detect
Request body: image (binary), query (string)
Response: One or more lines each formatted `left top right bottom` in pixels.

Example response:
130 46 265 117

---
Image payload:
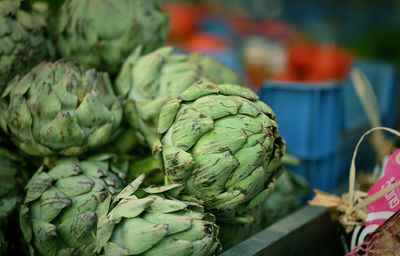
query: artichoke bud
157 82 286 221
56 0 169 74
21 155 124 255
0 60 123 156
0 0 50 94
97 174 221 256
116 46 243 150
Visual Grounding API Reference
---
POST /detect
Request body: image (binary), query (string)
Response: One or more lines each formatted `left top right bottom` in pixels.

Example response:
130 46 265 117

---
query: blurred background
162 0 400 86
161 0 400 197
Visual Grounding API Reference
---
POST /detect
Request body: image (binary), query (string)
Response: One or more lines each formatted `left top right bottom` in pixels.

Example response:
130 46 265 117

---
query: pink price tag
365 149 400 227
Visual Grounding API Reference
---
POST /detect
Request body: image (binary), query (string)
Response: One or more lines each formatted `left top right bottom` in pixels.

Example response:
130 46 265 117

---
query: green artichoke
0 60 123 157
188 53 243 85
153 81 286 221
0 145 30 254
0 0 49 93
116 46 201 148
96 174 221 256
19 154 125 256
55 0 169 74
116 46 242 149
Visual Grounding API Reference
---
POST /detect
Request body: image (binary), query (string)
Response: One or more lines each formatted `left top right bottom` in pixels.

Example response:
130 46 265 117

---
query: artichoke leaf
191 95 240 120
57 211 97 250
179 81 219 101
55 175 94 197
169 219 208 241
111 218 168 255
225 144 264 188
28 83 62 140
4 94 33 141
206 190 245 212
172 107 214 151
25 171 52 203
214 114 262 135
20 205 32 243
113 173 145 204
31 219 57 256
130 48 167 99
59 193 99 222
246 180 277 210
143 212 192 235
75 92 113 127
159 70 199 99
235 96 261 117
40 112 85 150
115 46 142 97
40 187 72 222
158 98 182 135
253 100 275 118
218 84 258 100
192 127 247 156
108 197 154 221
47 158 81 180
230 166 265 202
191 235 215 256
187 152 238 198
103 242 128 256
142 238 193 256
162 146 194 183
142 184 182 195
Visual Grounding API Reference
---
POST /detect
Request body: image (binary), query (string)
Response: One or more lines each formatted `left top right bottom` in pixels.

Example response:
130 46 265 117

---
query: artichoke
19 154 125 256
153 81 286 221
115 46 201 148
96 174 221 256
188 53 243 85
116 46 242 149
55 0 169 74
0 0 49 93
0 60 123 157
0 145 30 254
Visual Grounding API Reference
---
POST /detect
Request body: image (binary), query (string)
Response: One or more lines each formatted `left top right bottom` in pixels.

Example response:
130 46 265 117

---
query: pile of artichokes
0 0 287 255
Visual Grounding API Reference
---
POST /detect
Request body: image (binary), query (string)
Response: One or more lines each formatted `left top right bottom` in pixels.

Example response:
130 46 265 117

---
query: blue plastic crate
342 60 398 131
293 151 342 196
260 81 342 158
339 60 398 175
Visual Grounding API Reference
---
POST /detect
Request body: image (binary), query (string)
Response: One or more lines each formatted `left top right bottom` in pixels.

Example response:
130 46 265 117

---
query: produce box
221 206 344 256
259 81 341 159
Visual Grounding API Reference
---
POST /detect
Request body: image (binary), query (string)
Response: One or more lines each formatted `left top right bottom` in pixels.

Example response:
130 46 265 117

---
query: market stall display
0 0 398 255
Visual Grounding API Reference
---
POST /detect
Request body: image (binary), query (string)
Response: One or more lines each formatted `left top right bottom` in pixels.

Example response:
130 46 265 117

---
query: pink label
365 149 400 226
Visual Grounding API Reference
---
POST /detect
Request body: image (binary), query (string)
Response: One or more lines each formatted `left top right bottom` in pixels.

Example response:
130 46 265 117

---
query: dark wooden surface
221 206 345 256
